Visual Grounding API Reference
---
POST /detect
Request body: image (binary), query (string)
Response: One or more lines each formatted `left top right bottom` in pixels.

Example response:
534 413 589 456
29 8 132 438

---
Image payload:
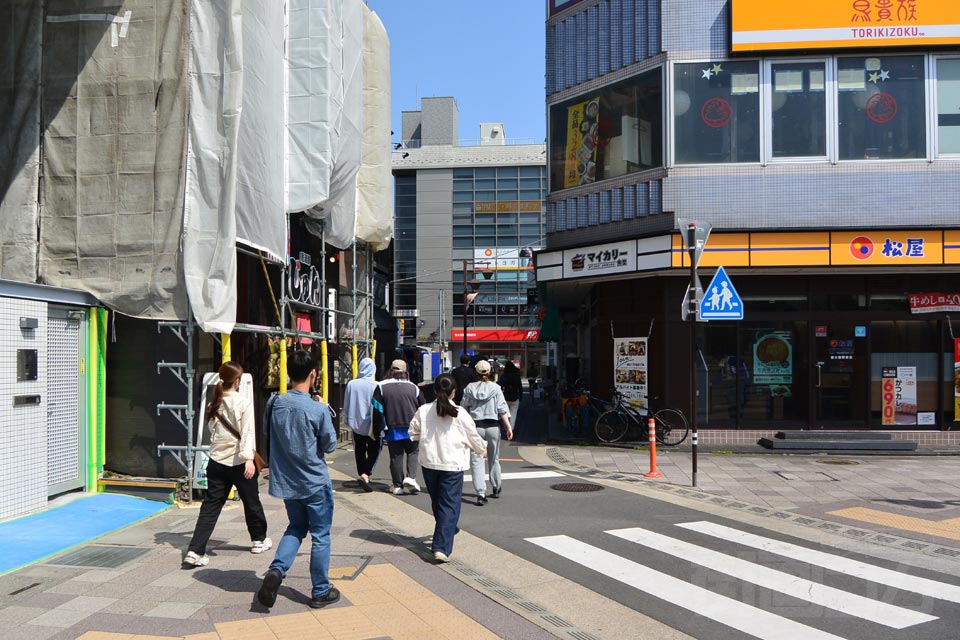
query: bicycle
594 391 689 446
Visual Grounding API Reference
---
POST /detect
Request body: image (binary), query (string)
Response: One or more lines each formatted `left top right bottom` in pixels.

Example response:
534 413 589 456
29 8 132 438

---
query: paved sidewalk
550 445 960 546
0 466 561 640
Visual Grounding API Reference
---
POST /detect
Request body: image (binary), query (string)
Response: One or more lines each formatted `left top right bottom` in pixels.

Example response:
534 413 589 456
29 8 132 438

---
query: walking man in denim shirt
257 350 339 610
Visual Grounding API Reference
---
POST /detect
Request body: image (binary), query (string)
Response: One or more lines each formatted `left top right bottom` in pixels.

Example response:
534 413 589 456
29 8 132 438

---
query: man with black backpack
498 362 523 437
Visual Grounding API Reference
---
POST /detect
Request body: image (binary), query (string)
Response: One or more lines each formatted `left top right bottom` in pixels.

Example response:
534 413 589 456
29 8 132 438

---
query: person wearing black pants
184 362 271 567
373 360 425 495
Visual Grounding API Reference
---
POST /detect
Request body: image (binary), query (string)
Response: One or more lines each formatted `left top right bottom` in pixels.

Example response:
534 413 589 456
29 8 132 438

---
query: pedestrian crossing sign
700 266 743 320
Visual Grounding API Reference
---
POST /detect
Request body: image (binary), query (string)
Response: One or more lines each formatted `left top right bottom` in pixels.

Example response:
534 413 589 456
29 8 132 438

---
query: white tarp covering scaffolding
357 8 392 252
0 0 42 283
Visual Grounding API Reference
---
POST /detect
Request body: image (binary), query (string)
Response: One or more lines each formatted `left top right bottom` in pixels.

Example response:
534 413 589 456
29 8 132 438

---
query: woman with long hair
409 374 486 562
184 362 271 567
461 360 512 505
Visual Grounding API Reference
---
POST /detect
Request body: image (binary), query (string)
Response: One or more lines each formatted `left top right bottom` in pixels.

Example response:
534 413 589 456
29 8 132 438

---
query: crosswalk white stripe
679 521 960 605
463 470 564 482
607 527 936 629
527 535 848 640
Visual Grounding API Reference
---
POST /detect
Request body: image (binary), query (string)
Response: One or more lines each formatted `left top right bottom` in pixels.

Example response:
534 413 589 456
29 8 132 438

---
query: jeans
469 425 501 496
353 432 382 478
188 458 267 556
506 400 520 435
387 439 419 487
268 483 334 599
421 466 463 556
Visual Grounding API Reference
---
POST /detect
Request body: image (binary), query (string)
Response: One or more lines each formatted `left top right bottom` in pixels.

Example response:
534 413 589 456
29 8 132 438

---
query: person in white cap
373 359 425 495
461 360 512 505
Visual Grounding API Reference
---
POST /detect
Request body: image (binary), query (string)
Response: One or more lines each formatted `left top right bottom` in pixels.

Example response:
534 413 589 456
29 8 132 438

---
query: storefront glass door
814 323 868 427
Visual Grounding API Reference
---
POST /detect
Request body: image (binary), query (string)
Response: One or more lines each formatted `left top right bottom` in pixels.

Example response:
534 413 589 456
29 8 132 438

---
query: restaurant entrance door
814 323 868 427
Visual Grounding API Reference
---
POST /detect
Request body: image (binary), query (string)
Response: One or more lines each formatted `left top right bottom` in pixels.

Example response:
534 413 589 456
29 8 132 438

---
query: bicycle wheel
595 410 629 443
654 408 689 446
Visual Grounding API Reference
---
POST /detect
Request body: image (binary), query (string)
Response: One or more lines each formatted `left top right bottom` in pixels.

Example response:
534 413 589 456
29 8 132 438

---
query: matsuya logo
850 236 875 260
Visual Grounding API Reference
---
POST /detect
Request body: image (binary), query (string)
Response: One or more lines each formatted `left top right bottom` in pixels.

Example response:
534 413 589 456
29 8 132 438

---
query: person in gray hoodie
342 358 380 492
461 360 512 505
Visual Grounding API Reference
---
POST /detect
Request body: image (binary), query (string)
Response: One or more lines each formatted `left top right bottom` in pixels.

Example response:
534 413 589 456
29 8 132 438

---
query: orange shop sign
831 231 943 266
731 0 960 52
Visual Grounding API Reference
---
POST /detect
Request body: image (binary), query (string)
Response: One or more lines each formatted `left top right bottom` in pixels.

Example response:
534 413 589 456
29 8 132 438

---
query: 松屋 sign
731 0 960 52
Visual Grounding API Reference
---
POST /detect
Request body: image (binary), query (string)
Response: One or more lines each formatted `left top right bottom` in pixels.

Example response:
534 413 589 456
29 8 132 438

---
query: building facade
540 0 960 432
392 98 547 374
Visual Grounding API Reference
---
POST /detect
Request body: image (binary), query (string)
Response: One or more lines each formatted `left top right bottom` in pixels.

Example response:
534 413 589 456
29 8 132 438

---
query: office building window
549 67 663 191
674 61 760 164
838 56 925 160
769 61 827 159
938 58 960 155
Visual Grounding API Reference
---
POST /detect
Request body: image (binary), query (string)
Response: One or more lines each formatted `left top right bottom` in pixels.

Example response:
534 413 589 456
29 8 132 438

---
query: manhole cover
550 482 604 493
46 545 151 568
816 459 860 466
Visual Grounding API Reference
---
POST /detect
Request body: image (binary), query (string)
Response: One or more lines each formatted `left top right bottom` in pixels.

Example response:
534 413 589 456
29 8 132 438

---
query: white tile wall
0 297 48 520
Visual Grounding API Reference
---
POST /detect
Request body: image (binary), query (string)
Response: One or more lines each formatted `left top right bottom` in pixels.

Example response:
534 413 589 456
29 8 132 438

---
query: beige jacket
206 392 256 466
409 402 486 472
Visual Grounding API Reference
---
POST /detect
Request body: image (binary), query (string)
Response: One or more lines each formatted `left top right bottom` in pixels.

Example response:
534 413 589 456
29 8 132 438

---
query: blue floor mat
0 493 170 574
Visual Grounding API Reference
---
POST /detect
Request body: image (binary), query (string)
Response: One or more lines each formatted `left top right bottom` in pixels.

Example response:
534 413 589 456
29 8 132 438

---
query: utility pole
462 259 468 357
686 222 699 488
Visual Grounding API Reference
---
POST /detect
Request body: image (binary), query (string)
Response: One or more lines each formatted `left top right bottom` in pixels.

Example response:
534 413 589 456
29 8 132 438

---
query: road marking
827 507 960 542
679 521 960 604
527 535 847 640
464 470 564 482
607 527 935 629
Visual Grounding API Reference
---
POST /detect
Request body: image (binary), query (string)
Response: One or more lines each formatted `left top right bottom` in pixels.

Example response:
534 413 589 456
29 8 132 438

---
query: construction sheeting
0 0 42 282
38 0 190 320
183 0 243 333
286 0 340 215
356 8 392 252
235 0 286 260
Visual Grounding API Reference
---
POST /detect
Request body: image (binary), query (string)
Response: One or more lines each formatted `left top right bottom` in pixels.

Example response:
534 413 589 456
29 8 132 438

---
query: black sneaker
257 568 283 608
491 486 501 498
359 476 373 493
476 495 487 506
309 586 341 609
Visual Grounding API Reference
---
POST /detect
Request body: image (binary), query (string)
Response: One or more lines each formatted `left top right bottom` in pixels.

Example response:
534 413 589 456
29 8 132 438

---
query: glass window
870 321 939 427
519 212 542 223
497 235 518 246
497 178 518 189
520 166 542 177
475 168 496 178
475 179 497 189
937 58 960 155
476 236 496 246
395 182 416 196
453 203 473 214
475 214 496 224
519 235 542 246
769 61 826 158
498 224 518 234
475 225 496 235
475 190 496 202
497 212 518 223
453 179 474 191
520 177 541 189
498 190 519 200
453 191 473 203
519 189 541 201
453 214 473 225
497 167 518 178
519 224 541 234
549 67 663 191
838 56 925 160
453 168 474 178
674 61 760 164
453 226 472 237
453 238 473 248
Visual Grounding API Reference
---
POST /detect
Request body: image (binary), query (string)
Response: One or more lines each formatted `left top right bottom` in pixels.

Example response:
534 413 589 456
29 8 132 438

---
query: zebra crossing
528 520 959 640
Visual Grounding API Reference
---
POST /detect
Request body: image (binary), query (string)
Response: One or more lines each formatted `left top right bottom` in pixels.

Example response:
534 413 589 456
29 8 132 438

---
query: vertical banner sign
614 338 648 411
896 366 918 426
563 98 600 188
954 339 960 421
881 367 896 426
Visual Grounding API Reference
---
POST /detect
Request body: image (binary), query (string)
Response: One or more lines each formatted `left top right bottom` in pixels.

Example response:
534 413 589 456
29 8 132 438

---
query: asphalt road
330 442 960 640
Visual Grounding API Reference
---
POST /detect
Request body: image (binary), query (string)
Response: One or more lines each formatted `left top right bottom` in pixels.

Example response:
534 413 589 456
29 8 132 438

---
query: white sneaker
433 551 450 562
402 477 420 494
251 537 273 554
183 551 209 567
390 485 405 495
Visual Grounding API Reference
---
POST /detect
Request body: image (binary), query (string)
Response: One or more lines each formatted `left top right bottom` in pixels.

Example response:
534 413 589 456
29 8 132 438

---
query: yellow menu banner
731 0 960 52
563 98 600 188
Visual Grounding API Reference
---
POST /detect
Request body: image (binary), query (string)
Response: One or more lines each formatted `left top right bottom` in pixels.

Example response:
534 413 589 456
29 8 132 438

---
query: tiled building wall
661 0 728 59
547 179 662 233
547 0 662 95
0 297 48 519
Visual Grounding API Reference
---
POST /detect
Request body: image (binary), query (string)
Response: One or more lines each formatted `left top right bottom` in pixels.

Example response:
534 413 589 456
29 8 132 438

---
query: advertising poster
564 97 600 188
881 367 896 426
614 337 648 411
955 339 960 421
896 366 918 426
752 332 793 395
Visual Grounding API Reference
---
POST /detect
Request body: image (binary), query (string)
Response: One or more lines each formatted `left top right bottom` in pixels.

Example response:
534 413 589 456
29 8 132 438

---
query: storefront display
614 337 648 411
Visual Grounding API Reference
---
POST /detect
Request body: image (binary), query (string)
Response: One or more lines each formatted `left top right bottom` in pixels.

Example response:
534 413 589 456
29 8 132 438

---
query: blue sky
366 0 547 145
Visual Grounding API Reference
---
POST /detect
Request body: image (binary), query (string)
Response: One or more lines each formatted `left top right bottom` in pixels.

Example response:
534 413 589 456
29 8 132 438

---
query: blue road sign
700 266 743 320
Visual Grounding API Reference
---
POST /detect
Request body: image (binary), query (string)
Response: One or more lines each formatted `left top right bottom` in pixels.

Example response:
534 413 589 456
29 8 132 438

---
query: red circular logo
701 97 733 129
850 236 874 260
866 92 898 124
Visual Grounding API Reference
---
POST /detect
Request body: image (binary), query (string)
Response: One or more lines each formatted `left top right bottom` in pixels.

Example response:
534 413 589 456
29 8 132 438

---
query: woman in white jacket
461 360 512 505
409 374 486 562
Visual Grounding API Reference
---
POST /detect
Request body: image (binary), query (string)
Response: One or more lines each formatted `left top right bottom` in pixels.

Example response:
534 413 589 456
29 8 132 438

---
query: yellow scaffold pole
220 333 231 364
279 342 288 394
321 340 329 403
351 343 358 379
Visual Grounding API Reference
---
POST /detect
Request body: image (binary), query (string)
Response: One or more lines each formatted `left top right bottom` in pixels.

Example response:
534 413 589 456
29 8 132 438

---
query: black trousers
353 431 382 477
387 439 420 487
188 458 267 555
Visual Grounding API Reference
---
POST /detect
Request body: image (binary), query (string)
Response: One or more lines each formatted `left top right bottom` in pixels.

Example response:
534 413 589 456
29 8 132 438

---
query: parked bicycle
594 390 689 446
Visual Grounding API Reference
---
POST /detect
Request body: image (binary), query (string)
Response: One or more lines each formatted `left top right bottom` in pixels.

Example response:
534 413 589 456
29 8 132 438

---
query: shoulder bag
216 411 267 473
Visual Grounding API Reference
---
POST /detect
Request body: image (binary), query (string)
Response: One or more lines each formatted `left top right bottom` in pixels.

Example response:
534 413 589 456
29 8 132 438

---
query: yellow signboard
731 0 960 52
563 98 600 188
830 230 943 265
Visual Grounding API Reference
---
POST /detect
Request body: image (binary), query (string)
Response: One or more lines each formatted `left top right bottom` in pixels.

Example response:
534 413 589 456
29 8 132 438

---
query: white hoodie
461 380 510 422
409 402 486 472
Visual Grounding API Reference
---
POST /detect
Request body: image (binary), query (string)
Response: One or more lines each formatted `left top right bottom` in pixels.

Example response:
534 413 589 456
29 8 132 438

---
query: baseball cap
475 360 491 374
390 359 407 372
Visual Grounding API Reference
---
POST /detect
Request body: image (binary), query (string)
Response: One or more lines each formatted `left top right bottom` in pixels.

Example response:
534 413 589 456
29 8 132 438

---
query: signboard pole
462 260 469 357
687 223 699 488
